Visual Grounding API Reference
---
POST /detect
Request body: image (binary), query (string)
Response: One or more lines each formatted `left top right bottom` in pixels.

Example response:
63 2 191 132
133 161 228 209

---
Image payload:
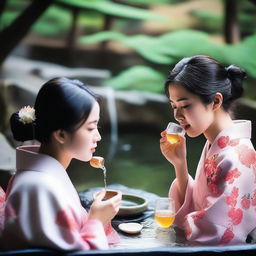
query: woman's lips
184 124 190 130
181 124 190 130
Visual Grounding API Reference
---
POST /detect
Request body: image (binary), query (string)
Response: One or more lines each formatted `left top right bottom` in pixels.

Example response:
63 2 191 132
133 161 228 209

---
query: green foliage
116 0 178 5
2 0 256 96
239 0 256 35
0 10 18 29
191 10 223 33
80 30 256 78
56 0 167 21
78 12 103 30
32 6 70 36
4 0 28 10
1 0 167 37
105 65 165 93
239 13 256 34
0 0 28 29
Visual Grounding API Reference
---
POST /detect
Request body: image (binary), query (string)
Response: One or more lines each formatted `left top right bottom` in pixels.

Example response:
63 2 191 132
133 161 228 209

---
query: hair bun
226 65 247 80
10 112 35 142
226 65 246 101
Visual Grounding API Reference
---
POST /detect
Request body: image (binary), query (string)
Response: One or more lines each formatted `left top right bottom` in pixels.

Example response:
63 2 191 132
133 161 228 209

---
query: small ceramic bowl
118 193 148 217
93 191 148 217
93 189 119 200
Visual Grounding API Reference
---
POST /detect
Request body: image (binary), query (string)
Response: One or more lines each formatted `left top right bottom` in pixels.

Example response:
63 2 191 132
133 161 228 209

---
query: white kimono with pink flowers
169 120 256 245
0 145 119 250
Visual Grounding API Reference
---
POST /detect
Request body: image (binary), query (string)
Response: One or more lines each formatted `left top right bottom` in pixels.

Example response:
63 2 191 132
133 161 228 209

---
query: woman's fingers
110 192 122 206
160 137 166 144
178 133 186 145
160 130 167 137
95 189 106 201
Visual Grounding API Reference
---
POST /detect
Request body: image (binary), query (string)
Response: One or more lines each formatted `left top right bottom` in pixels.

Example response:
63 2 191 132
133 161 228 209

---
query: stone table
79 184 188 250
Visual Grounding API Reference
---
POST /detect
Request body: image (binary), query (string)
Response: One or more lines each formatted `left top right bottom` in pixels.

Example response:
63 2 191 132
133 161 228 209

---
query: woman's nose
95 129 101 142
174 108 184 122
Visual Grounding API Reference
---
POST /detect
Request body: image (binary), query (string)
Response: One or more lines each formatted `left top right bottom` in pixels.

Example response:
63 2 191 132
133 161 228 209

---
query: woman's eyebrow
87 120 98 124
170 97 189 103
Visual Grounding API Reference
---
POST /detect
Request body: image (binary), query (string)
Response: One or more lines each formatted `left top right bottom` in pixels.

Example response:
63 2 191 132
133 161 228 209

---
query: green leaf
80 31 126 43
80 31 176 64
0 10 19 29
191 10 223 32
56 0 167 21
105 65 165 93
116 0 174 4
32 6 71 36
80 29 256 78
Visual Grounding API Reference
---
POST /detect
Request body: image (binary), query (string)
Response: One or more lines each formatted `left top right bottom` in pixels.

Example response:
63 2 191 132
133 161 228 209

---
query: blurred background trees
0 0 256 98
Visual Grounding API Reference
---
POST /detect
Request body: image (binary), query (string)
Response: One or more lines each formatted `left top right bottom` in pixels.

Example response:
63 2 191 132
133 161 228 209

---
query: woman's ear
52 129 67 144
213 93 223 111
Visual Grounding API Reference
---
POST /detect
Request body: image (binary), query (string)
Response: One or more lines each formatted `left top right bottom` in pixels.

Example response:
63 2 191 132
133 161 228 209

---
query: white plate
118 222 143 234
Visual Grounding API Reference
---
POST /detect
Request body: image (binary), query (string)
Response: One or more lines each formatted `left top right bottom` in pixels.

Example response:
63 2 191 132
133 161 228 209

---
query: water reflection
68 131 206 196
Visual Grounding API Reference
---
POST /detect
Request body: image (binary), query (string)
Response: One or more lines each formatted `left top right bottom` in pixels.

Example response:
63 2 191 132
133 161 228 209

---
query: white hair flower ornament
18 106 36 124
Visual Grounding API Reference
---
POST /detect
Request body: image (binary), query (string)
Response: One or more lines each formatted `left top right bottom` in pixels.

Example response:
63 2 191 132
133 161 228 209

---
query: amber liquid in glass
166 133 180 144
155 210 175 228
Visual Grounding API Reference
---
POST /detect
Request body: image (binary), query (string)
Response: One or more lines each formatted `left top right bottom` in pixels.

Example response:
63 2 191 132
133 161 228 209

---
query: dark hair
165 55 247 111
10 77 98 142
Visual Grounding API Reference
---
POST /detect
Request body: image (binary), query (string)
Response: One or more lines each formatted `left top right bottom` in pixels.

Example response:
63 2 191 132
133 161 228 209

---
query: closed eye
171 105 190 110
88 126 98 131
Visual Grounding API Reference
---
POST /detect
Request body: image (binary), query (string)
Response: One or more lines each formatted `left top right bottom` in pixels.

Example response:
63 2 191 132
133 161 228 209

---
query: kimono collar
16 145 65 175
206 120 252 157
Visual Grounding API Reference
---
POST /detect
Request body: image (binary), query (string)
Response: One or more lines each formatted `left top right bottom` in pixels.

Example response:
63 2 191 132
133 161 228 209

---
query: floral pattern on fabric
236 144 256 168
241 194 251 210
220 228 234 244
55 206 78 231
226 186 239 207
217 136 240 149
204 155 222 196
251 190 256 206
217 136 230 148
0 187 5 230
191 210 206 221
224 168 241 184
169 120 256 245
253 163 256 183
228 207 243 225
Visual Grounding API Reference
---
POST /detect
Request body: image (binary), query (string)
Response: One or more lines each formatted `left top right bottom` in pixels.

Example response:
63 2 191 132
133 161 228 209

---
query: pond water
67 130 206 196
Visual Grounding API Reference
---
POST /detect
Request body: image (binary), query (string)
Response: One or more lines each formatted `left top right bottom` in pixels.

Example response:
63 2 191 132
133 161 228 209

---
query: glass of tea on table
166 122 185 144
154 197 175 230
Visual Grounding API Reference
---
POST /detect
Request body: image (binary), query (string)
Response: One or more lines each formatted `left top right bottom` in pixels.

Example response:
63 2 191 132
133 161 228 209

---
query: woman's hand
88 190 122 226
160 130 187 168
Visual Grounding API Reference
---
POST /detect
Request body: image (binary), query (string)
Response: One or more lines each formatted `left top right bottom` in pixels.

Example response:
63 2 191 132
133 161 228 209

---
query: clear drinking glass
154 197 175 229
166 122 185 144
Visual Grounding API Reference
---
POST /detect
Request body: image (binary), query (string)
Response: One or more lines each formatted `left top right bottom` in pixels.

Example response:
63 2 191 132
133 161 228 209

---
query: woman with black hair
0 77 121 250
160 55 256 244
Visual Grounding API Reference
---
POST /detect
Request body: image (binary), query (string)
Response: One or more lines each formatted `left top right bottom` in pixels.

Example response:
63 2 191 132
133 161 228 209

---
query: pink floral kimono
170 120 256 245
0 145 119 250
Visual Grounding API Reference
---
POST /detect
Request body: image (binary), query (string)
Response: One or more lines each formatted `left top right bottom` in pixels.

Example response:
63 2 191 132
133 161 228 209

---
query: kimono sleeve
173 146 256 245
0 186 5 231
3 176 109 250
